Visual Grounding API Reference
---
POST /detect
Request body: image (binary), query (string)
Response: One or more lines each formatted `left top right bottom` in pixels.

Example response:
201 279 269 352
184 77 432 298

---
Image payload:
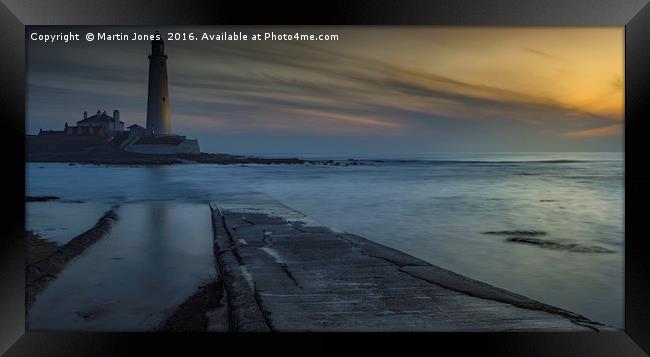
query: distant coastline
25 149 620 166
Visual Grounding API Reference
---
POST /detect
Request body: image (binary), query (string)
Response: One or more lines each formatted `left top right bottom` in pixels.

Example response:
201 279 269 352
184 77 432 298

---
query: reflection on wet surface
26 201 111 245
28 201 216 331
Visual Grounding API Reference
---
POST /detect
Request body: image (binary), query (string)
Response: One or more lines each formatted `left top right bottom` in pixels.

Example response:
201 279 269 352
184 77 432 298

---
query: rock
506 237 615 253
26 196 60 202
482 230 547 236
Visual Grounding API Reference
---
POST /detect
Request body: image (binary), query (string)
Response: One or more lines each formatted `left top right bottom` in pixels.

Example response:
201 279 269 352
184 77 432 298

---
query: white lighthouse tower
124 35 200 154
145 35 171 135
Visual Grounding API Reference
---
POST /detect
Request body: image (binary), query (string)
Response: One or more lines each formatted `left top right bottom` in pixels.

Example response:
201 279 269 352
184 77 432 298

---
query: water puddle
28 201 216 331
26 201 112 245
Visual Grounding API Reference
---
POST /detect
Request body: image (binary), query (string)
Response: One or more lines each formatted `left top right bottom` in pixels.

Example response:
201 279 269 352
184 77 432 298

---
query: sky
26 26 624 155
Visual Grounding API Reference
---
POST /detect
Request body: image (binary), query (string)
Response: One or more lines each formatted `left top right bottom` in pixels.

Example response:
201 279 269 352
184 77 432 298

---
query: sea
26 152 624 329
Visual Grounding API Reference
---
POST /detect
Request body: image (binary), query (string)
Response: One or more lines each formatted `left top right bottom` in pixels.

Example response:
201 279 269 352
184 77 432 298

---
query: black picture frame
1 1 648 355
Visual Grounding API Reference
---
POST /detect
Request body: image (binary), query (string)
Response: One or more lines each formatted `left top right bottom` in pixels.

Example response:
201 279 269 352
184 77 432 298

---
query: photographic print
25 26 623 332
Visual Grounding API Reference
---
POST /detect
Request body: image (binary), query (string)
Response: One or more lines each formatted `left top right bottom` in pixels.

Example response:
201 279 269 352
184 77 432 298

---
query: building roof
128 124 145 129
77 111 124 125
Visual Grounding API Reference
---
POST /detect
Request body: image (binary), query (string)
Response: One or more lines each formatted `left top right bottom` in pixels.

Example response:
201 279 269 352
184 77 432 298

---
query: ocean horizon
230 151 623 161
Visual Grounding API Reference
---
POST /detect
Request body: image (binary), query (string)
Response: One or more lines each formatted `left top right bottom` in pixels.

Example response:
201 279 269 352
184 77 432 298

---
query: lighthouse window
161 61 164 66
162 97 165 102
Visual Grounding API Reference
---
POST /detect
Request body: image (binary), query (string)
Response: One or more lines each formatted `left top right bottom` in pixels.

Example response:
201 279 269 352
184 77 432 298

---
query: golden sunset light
28 26 624 153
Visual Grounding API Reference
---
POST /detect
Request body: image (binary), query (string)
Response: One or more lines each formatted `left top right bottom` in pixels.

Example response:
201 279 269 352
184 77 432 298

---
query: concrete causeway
209 201 608 332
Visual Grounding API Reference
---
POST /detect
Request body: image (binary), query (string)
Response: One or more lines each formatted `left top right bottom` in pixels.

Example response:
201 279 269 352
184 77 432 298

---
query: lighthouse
145 35 171 135
122 35 200 154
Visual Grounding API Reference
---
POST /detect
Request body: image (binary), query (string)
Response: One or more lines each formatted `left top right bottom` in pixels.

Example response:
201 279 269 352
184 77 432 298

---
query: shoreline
27 151 305 166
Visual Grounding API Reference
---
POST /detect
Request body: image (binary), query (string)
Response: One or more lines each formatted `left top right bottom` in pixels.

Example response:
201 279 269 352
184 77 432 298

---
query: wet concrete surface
210 201 607 332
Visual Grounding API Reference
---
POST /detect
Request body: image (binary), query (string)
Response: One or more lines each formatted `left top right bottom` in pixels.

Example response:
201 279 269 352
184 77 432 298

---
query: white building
75 110 125 133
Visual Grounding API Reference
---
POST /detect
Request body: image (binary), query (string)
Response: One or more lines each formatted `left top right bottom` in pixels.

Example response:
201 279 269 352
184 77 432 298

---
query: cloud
283 108 402 129
564 124 622 138
29 33 617 130
523 48 557 60
26 27 623 151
